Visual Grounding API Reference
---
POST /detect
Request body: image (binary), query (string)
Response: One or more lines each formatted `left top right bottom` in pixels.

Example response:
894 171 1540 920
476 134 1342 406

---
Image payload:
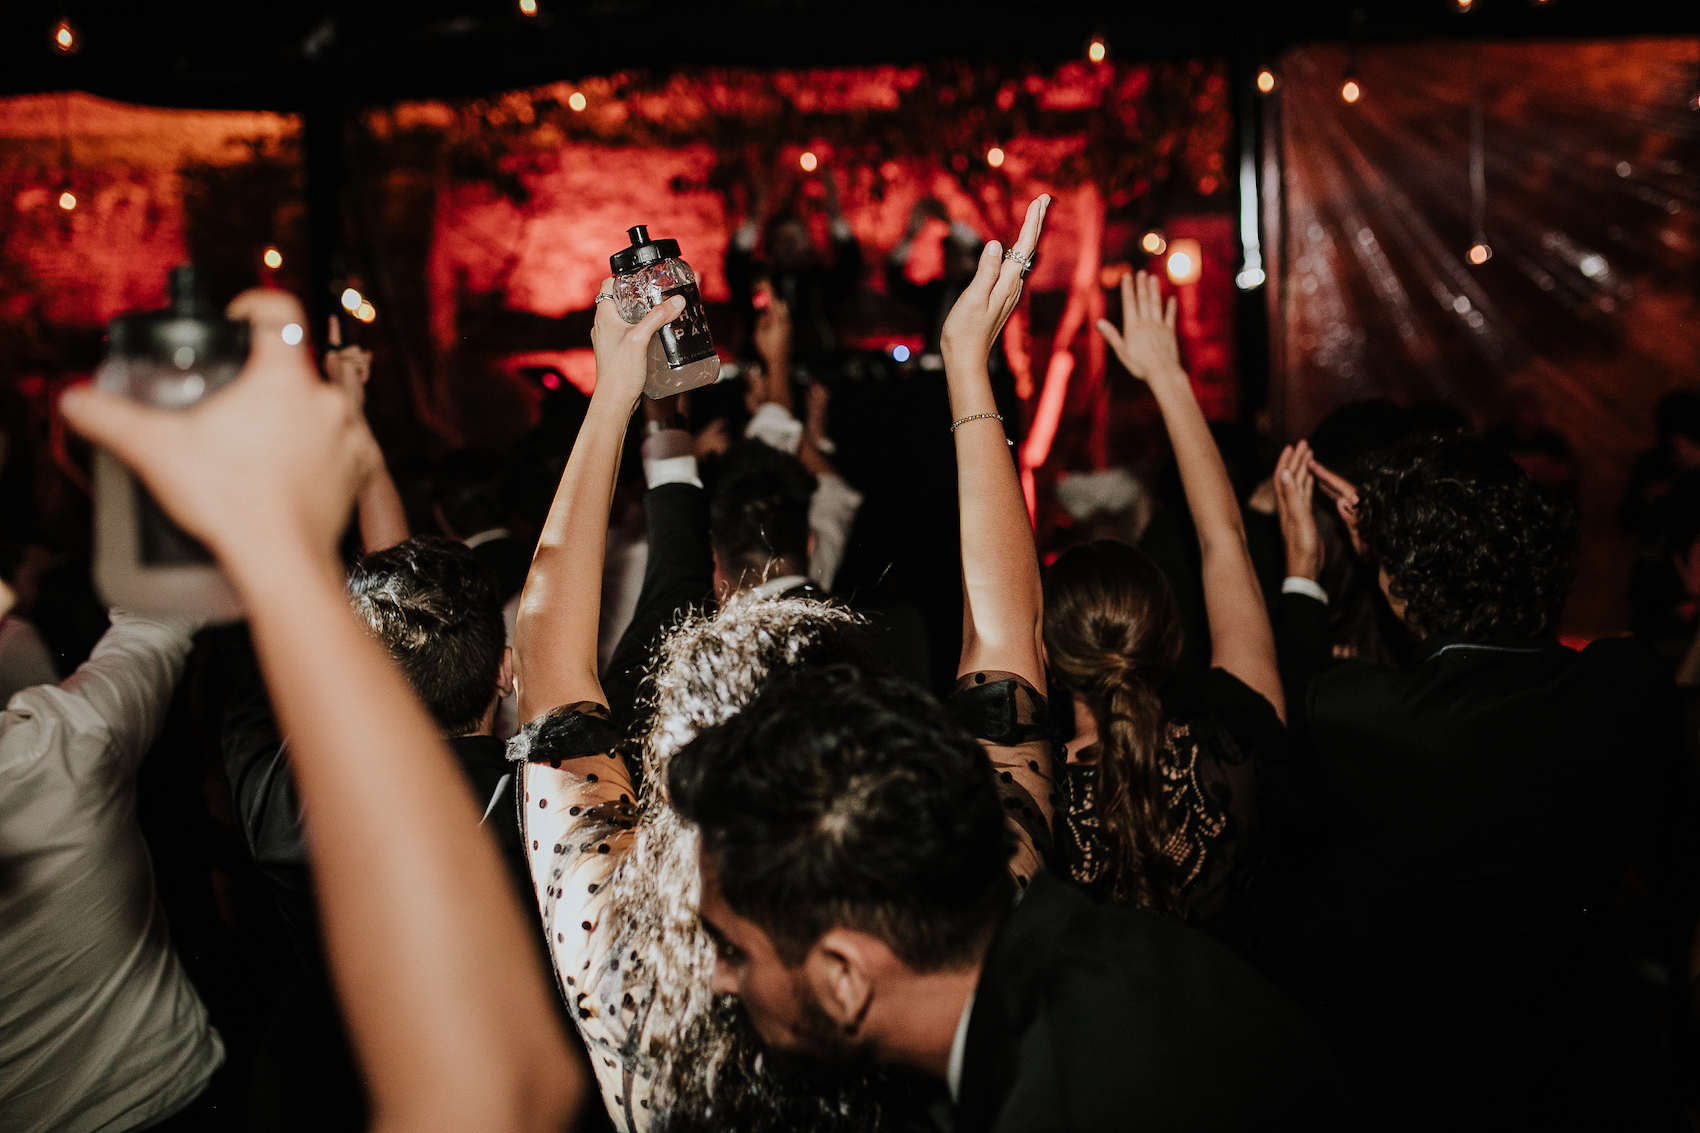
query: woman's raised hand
1097 270 1183 383
1274 440 1323 582
939 195 1049 371
589 278 685 405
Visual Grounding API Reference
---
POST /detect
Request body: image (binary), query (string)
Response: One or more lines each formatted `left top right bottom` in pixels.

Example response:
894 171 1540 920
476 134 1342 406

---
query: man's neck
863 961 982 1081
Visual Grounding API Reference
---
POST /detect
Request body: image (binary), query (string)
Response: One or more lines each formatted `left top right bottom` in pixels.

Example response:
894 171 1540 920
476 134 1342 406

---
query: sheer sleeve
948 670 1060 888
514 704 652 1129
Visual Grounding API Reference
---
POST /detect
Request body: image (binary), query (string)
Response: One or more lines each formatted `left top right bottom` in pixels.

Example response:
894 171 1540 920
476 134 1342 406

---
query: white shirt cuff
1282 576 1329 606
745 402 804 457
643 452 702 490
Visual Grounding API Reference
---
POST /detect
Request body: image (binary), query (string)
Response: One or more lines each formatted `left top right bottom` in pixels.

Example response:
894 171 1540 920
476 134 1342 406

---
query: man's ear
497 646 515 699
804 928 881 1034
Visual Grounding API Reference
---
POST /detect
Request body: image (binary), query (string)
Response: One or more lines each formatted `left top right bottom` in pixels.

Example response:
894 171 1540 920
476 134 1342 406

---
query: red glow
541 372 561 390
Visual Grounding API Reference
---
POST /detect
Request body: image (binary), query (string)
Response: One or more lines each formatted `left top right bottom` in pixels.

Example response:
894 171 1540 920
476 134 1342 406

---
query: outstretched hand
939 194 1050 371
589 279 685 406
60 289 381 578
1274 441 1323 582
1097 271 1183 383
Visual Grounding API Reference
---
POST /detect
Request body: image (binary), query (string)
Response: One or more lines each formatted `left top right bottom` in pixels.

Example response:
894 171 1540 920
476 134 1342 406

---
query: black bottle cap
107 264 249 366
610 224 682 275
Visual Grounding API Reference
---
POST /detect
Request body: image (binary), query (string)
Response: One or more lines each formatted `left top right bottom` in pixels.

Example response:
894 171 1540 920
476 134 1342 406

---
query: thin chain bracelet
950 412 1003 431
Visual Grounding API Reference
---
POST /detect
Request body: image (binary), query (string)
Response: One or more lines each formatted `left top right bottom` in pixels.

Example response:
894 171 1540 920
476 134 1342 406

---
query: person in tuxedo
1273 431 1698 1130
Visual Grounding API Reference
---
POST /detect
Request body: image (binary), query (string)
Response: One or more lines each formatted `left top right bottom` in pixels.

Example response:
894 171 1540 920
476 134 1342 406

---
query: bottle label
656 283 716 368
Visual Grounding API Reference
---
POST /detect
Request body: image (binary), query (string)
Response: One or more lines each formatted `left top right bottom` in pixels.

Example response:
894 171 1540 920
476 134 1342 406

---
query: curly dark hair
1354 432 1578 641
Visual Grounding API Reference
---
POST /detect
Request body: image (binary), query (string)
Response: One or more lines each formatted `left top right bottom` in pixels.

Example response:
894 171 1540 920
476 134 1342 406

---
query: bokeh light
1468 243 1493 265
1256 69 1276 94
567 91 586 112
1141 231 1167 255
1341 79 1362 104
57 190 76 211
1087 38 1107 64
355 301 377 323
892 344 911 363
986 147 1005 168
49 18 79 55
518 0 538 15
262 246 283 269
799 151 818 172
341 287 363 312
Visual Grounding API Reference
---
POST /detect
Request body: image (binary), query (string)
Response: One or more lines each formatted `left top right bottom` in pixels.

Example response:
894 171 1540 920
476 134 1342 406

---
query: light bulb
1256 69 1276 94
1341 79 1362 104
1141 231 1167 255
262 246 283 269
341 287 363 312
1087 38 1107 64
1468 243 1492 265
986 147 1005 168
567 91 586 112
799 151 818 172
355 301 377 323
518 0 538 15
49 18 80 55
57 190 76 211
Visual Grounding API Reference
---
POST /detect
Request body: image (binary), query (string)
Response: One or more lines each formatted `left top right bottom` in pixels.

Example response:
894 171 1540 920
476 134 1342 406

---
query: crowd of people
1 186 1697 1133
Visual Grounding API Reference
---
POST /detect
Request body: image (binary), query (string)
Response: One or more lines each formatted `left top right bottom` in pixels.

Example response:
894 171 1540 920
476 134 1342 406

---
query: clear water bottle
609 225 721 399
91 265 247 621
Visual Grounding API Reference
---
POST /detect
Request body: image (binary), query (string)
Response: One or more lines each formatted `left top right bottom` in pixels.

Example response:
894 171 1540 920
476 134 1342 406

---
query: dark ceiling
2 0 1695 111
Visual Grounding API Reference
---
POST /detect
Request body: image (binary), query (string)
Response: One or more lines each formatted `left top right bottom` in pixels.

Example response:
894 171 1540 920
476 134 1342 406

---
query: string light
1454 0 1474 11
1256 69 1276 94
567 91 586 112
355 301 377 323
49 17 80 55
1341 78 1362 104
341 287 363 312
262 246 283 269
1140 230 1167 256
57 190 76 211
986 146 1005 168
1468 243 1493 264
518 0 537 15
1087 37 1107 64
799 151 818 172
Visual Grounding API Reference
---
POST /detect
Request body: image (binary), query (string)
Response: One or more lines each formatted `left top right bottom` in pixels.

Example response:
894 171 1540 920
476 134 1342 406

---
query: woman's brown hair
1043 540 1185 916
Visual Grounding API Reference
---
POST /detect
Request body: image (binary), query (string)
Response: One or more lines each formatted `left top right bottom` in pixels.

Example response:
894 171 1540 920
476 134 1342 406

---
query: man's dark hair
1355 432 1578 641
669 664 1014 971
347 536 506 736
434 450 507 540
710 440 816 585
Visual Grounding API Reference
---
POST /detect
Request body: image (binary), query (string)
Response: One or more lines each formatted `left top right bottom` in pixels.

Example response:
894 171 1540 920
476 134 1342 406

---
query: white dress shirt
0 612 224 1133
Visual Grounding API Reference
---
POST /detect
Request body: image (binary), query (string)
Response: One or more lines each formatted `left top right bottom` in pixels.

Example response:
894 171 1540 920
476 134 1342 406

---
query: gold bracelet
950 412 1003 432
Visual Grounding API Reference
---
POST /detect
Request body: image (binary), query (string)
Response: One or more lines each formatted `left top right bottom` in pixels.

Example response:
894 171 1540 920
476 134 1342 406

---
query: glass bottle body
610 255 720 398
92 352 244 621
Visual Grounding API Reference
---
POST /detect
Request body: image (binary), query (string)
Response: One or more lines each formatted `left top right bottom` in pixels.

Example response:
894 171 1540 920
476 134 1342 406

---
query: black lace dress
1057 667 1286 960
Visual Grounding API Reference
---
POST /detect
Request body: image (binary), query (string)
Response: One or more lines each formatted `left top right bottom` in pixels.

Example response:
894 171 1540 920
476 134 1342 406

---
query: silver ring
1002 248 1035 275
594 291 615 304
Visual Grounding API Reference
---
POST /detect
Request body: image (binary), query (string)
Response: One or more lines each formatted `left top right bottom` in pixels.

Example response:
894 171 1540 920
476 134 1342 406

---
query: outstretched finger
1120 272 1136 331
1308 456 1358 506
60 385 179 475
992 195 1050 306
1094 318 1126 358
1165 294 1177 332
629 293 686 345
962 239 1003 311
228 289 319 387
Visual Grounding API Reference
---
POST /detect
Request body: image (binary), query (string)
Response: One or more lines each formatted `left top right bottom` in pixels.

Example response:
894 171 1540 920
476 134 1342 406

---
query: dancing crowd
2 190 1696 1133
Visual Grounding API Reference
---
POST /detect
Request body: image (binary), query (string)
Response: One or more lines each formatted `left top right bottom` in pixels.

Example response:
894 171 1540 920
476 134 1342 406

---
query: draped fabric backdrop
1265 39 1700 636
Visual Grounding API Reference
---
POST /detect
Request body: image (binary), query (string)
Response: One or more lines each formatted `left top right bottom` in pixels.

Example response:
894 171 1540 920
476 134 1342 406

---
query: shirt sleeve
947 671 1060 888
806 472 863 593
15 610 201 779
514 704 649 1129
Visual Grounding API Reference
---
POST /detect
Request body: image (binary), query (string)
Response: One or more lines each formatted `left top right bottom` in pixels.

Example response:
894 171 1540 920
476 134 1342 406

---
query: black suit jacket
956 871 1349 1133
1285 634 1695 1129
208 628 545 1130
601 482 714 733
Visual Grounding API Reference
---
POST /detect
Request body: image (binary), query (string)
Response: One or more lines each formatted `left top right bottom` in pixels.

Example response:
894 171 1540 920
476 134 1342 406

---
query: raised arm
324 333 408 554
1096 272 1285 723
942 195 1049 692
61 290 581 1133
513 287 684 725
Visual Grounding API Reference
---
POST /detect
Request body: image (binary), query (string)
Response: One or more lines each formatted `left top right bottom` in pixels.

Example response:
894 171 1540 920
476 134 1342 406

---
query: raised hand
751 284 792 370
1274 441 1323 582
1307 453 1363 550
61 290 380 577
1096 271 1183 384
940 194 1050 372
590 278 684 408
